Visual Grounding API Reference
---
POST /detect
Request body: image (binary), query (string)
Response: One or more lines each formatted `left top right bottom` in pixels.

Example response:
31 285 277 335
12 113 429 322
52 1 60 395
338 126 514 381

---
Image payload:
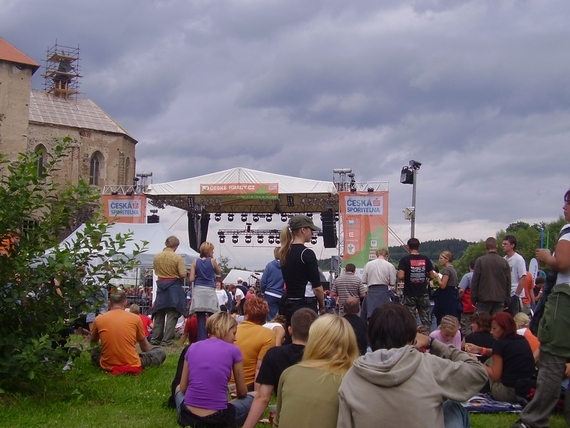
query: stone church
0 37 137 190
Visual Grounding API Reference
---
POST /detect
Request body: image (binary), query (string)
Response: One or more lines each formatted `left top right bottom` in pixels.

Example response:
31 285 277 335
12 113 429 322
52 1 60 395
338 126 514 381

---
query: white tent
223 268 262 286
56 222 199 266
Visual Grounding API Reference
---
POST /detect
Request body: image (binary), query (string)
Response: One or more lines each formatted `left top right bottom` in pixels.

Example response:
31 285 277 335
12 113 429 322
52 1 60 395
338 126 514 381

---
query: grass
0 347 567 427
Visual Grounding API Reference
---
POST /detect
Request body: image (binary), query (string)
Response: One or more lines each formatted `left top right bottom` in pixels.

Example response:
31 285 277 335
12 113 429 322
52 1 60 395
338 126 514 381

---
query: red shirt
139 314 152 337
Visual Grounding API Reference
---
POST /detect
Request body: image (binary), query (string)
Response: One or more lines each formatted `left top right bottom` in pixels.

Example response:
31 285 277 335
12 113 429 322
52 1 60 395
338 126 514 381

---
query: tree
217 255 231 274
0 139 144 392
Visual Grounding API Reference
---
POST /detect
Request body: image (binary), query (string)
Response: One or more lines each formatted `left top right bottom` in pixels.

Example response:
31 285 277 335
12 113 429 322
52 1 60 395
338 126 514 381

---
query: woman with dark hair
473 312 535 403
337 303 487 428
516 188 570 428
463 312 495 363
432 250 460 325
277 215 326 332
233 297 276 390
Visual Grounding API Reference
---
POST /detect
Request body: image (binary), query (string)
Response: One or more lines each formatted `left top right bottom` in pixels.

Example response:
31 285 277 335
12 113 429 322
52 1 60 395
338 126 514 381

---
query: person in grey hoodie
337 303 488 428
260 247 285 322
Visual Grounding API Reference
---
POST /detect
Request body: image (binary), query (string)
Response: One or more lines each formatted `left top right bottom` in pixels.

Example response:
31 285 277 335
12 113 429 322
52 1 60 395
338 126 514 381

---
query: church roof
28 90 136 142
0 38 40 73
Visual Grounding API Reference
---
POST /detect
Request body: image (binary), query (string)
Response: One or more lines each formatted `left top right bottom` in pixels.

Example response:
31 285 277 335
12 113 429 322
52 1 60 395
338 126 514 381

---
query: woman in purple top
175 311 255 427
190 242 222 340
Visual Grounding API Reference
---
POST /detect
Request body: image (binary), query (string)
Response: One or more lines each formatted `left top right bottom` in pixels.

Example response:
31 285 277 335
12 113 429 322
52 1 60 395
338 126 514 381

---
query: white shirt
361 257 396 286
505 252 527 296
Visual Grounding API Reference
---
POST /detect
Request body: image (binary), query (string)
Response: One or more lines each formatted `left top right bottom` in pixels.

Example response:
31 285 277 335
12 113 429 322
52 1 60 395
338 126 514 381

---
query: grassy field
0 348 566 428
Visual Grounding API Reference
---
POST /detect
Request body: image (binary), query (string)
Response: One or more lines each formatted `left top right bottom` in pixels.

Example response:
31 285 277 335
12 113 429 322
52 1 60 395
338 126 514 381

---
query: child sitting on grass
429 315 461 349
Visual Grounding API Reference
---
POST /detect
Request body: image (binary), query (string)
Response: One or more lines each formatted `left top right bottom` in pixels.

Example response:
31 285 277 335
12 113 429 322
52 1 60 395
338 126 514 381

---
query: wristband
481 347 487 356
427 337 434 350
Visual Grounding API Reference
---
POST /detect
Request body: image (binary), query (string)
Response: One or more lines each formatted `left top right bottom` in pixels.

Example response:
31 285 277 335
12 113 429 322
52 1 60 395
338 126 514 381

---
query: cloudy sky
2 0 569 269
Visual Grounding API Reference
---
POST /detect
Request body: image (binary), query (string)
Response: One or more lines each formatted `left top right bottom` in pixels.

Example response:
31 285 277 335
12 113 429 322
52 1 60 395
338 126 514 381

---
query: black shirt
255 343 305 391
492 335 536 388
464 331 495 363
344 314 368 355
397 254 434 297
281 244 321 298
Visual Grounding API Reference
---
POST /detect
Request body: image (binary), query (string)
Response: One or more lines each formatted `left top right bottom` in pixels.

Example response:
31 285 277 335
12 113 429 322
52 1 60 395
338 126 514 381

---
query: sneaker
512 420 530 428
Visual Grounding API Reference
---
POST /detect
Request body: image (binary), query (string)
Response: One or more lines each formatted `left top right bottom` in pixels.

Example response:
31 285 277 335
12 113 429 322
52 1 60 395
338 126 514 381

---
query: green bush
0 139 144 392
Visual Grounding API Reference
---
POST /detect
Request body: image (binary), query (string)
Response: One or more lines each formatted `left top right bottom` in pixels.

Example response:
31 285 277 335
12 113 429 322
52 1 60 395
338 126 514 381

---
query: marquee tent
56 222 199 266
145 167 339 214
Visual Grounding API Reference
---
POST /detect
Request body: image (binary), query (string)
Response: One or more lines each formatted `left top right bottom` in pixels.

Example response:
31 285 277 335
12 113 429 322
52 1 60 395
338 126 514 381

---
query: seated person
513 312 540 359
343 297 368 355
480 312 536 403
233 297 276 390
242 308 317 428
429 315 461 349
463 312 495 363
174 312 256 427
129 303 152 339
179 313 198 346
91 290 166 375
263 315 286 346
337 303 488 428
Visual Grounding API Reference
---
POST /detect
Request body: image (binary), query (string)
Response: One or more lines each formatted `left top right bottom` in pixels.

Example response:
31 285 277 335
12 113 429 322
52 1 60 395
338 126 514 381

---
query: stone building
0 38 137 189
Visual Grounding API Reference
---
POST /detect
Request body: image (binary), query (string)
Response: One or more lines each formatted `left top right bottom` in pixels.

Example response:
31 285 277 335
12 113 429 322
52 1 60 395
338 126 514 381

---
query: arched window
89 151 103 185
34 145 47 177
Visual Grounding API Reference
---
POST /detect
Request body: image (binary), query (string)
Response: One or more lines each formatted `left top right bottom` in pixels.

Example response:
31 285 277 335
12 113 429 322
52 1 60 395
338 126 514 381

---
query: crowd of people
80 188 570 428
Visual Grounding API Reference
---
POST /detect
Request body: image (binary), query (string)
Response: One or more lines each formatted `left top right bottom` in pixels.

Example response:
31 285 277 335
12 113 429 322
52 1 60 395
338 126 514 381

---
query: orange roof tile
0 38 40 73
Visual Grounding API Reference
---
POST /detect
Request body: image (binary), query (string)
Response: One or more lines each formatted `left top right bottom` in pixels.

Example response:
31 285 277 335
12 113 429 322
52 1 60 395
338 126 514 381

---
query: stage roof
145 167 340 214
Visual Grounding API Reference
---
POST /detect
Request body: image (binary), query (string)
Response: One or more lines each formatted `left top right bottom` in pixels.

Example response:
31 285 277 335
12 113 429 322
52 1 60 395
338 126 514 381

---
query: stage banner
339 191 389 270
103 194 147 223
200 183 278 199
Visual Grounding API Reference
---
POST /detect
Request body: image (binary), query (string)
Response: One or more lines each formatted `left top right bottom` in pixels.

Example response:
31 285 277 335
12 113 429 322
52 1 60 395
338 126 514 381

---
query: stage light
310 236 317 245
266 214 272 222
281 214 288 222
219 236 225 244
232 235 239 244
214 213 221 222
306 213 313 218
241 213 248 222
257 235 264 244
275 236 280 244
228 213 234 222
334 213 339 222
252 214 260 222
268 235 275 244
245 235 252 244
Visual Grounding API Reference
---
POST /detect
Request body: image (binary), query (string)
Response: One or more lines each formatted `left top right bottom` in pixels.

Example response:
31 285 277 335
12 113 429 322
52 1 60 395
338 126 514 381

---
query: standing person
470 237 511 315
151 236 187 347
397 238 438 330
503 235 527 316
360 248 396 320
91 291 166 374
432 251 460 325
242 308 317 428
458 260 477 336
521 271 536 315
330 263 366 316
278 215 326 333
189 241 221 341
260 247 285 322
215 278 228 311
274 315 359 428
174 312 255 428
337 303 487 428
515 189 570 428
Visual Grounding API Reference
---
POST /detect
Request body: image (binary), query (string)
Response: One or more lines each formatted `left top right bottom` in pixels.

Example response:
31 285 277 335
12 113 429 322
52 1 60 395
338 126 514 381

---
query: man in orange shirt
91 291 166 374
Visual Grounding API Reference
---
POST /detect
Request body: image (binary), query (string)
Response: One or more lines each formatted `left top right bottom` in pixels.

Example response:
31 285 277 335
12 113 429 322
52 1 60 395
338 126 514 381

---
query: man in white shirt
502 234 527 316
360 249 396 320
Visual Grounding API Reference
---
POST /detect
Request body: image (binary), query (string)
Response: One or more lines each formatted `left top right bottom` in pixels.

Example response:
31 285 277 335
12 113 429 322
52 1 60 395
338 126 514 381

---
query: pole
411 168 418 238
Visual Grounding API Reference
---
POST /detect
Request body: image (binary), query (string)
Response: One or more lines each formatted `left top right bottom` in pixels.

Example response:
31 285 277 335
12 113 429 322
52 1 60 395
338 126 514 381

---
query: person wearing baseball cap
277 215 325 342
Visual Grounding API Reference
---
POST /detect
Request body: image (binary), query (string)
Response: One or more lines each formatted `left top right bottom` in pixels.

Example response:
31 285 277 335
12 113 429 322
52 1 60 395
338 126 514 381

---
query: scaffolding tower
42 42 82 99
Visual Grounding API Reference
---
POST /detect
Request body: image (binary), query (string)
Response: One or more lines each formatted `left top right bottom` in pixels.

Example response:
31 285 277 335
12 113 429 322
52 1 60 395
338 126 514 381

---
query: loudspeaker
321 210 337 248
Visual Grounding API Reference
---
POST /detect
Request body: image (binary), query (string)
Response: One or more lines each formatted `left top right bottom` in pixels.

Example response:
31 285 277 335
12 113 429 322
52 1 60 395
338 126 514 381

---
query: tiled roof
29 90 136 142
0 38 40 73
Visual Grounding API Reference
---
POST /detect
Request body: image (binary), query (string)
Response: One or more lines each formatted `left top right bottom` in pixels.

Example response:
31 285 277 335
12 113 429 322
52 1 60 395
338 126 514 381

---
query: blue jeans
175 391 254 426
443 400 471 428
264 294 281 322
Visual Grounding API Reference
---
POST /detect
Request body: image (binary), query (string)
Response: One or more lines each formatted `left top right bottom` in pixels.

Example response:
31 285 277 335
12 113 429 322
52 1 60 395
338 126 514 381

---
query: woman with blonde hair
273 314 358 428
433 250 460 325
189 241 222 341
278 215 326 340
175 311 255 427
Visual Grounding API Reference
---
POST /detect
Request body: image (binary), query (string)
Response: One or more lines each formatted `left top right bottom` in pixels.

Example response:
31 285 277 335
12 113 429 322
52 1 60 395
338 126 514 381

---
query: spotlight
214 213 222 222
219 235 225 244
257 235 264 244
228 213 234 222
268 235 275 244
245 235 252 244
306 213 313 218
232 235 239 244
241 213 248 222
111 191 119 195
252 214 260 222
266 214 272 222
310 236 317 245
275 236 280 244
281 214 288 222
334 213 339 222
